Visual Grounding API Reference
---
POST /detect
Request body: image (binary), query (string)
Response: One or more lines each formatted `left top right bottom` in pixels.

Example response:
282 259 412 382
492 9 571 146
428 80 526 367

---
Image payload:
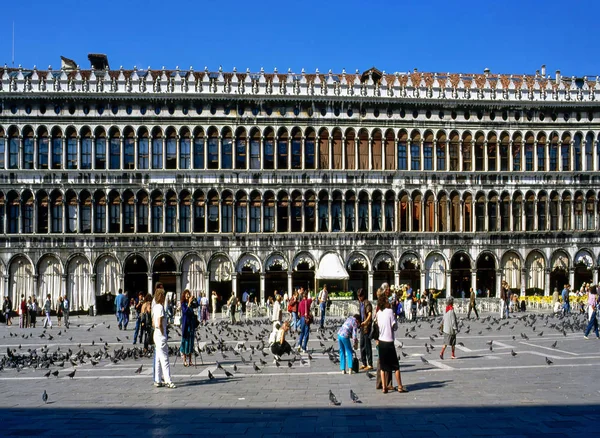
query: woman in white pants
152 288 176 388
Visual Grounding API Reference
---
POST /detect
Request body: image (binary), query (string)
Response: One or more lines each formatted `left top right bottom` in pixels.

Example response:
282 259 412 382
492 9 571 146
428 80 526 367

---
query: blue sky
1 0 598 77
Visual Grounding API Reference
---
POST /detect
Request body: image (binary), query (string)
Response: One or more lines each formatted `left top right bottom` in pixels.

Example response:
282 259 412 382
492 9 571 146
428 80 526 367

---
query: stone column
533 140 538 171
90 274 97 315
520 268 526 296
260 273 266 304
205 274 211 298
231 273 238 298
420 270 426 295
394 270 400 288
328 137 333 170
301 137 306 170
368 137 373 170
368 271 374 301
445 270 452 298
175 272 182 298
495 271 502 298
569 268 575 290
593 269 599 287
471 269 477 294
61 274 68 299
483 140 488 171
147 275 153 295
544 268 551 296
287 271 293 296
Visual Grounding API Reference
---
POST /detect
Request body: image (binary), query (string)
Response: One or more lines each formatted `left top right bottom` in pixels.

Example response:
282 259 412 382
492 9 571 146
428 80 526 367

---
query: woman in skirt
375 294 408 393
179 289 196 367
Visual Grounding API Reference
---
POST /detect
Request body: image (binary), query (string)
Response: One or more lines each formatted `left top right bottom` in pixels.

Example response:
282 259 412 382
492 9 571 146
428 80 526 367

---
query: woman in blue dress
179 289 196 366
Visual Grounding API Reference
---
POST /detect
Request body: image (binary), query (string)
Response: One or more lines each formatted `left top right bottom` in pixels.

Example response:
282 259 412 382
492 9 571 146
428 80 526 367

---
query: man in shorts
439 297 459 360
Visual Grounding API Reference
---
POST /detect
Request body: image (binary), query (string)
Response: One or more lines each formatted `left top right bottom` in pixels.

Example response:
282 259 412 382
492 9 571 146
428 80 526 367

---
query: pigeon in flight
328 390 340 406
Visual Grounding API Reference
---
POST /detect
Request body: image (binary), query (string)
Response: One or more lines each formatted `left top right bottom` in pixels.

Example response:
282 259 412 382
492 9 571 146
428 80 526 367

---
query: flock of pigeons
0 309 589 406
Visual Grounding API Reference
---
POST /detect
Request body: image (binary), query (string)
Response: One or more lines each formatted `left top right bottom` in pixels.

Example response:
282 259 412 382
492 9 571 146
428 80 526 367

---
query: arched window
385 130 395 170
474 132 484 171
573 133 582 172
345 191 356 232
585 133 594 171
371 191 382 232
537 133 546 171
304 191 316 232
373 130 383 170
462 193 472 232
277 129 288 170
179 190 191 233
221 128 233 169
79 190 91 233
549 132 559 171
512 193 522 232
207 128 219 169
80 128 92 169
562 192 571 230
193 128 205 169
22 190 34 233
398 131 408 171
424 192 435 232
318 130 329 169
561 133 571 171
436 131 447 171
438 193 448 232
400 193 410 232
450 193 460 232
136 191 149 233
50 190 63 233
291 191 302 232
586 192 595 230
500 193 510 232
23 127 34 169
250 129 261 169
235 192 247 233
249 191 261 232
7 127 19 170
151 191 163 233
165 191 177 232
291 129 302 169
94 191 106 233
358 130 369 170
449 132 459 171
65 190 77 233
0 127 5 169
538 191 547 231
488 193 498 232
525 192 535 231
344 129 355 170
165 129 177 169
65 129 77 170
95 128 106 169
37 128 50 169
331 191 342 232
51 128 63 169
108 128 120 170
264 128 275 170
192 190 205 233
332 128 343 169
358 192 369 232
123 191 135 233
524 133 534 171
108 191 120 233
500 133 509 171
304 129 315 170
413 192 422 232
152 129 163 169
475 194 485 232
462 133 472 172
410 131 421 171
512 133 522 172
235 128 247 170
487 133 497 171
123 128 135 170
385 191 395 231
423 131 433 171
574 192 583 230
7 191 19 234
318 190 329 232
180 129 191 170
263 191 275 232
277 191 289 232
137 128 149 169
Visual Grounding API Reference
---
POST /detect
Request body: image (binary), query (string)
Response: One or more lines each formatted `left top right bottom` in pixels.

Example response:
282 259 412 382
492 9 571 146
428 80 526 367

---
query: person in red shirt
19 295 27 328
295 290 312 353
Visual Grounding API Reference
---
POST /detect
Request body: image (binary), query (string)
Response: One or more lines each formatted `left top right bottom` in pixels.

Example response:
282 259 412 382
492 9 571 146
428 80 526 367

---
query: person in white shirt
272 294 282 330
152 288 175 389
375 294 408 393
318 284 328 330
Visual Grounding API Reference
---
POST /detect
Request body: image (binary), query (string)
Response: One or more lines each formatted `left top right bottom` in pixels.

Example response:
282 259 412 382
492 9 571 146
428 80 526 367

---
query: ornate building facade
0 62 599 311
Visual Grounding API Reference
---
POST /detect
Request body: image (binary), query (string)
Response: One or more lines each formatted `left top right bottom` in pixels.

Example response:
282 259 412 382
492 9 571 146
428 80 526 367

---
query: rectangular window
180 138 191 169
371 203 381 231
305 140 315 169
0 138 5 169
124 138 134 169
488 144 497 171
123 204 134 232
462 144 472 171
291 204 302 232
23 204 33 233
525 144 533 171
574 141 582 171
264 140 274 169
236 139 246 169
221 138 233 169
165 205 176 232
66 205 77 233
304 204 315 232
549 144 558 171
512 146 521 171
137 205 148 233
500 145 509 171
95 205 106 232
109 137 120 169
345 203 355 232
166 138 177 169
138 138 149 169
264 205 274 232
8 205 18 233
67 137 77 169
561 144 570 171
537 144 545 171
236 205 247 233
436 143 445 171
23 137 34 169
52 138 62 169
250 140 260 169
449 143 459 171
291 140 301 169
358 203 368 231
109 204 120 233
397 142 407 170
208 138 218 169
411 144 420 170
9 137 19 169
179 204 190 233
562 201 571 230
81 138 92 169
221 204 232 232
95 138 106 169
152 139 163 169
331 203 341 232
193 204 204 233
250 205 260 232
207 205 219 232
52 205 63 233
423 143 433 171
80 205 91 233
318 203 328 232
152 206 162 233
193 138 204 169
277 140 288 169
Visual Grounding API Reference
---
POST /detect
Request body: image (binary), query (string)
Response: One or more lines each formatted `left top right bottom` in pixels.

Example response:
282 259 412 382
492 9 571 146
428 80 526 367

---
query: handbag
305 313 314 324
370 318 379 340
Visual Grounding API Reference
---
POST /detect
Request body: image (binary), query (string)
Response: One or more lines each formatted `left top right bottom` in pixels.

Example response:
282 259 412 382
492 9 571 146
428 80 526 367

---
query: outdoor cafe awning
315 253 350 280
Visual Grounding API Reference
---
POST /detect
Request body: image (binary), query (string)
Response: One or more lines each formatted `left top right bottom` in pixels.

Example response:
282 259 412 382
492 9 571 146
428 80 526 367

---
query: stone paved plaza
1 310 599 437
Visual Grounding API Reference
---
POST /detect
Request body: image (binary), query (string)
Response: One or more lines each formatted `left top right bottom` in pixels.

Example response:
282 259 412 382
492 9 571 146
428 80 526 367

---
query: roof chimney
88 53 109 70
484 68 490 74
556 70 561 83
60 56 77 71
541 65 546 76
